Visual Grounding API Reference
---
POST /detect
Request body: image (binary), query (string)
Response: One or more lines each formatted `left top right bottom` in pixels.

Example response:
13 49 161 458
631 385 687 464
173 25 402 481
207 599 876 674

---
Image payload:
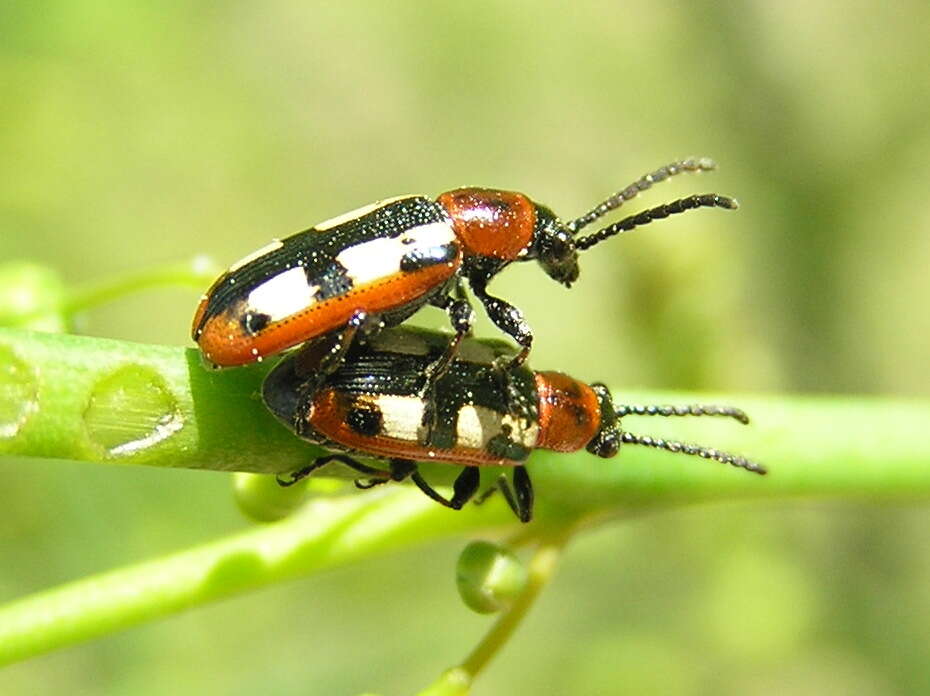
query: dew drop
0 344 39 439
84 365 183 456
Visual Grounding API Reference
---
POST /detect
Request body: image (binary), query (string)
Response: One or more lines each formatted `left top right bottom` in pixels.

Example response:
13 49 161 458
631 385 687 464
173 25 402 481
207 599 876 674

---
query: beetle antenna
620 431 766 475
574 194 738 252
567 157 717 234
615 403 749 425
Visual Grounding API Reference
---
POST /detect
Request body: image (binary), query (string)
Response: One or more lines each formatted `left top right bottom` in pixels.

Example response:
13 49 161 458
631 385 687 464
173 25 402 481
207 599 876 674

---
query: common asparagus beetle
192 158 736 380
262 327 765 523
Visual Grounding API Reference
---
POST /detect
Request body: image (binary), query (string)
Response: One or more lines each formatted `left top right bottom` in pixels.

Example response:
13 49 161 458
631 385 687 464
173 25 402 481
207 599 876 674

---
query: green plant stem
0 327 318 473
0 487 514 667
2 327 930 508
460 538 564 675
62 256 220 316
417 540 565 696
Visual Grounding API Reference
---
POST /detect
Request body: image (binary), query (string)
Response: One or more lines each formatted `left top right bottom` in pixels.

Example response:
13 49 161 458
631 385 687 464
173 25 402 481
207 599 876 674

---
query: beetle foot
415 356 448 445
355 476 390 490
276 466 314 487
291 380 322 437
490 357 535 429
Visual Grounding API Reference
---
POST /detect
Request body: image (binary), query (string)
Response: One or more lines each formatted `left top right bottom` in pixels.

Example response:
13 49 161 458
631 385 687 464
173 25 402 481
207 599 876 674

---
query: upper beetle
192 157 737 372
262 327 765 523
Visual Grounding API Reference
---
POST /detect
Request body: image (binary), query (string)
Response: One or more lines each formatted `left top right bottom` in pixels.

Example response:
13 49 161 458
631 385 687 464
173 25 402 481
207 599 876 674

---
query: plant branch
2 328 929 507
459 538 565 676
63 256 221 316
0 487 514 667
417 538 567 696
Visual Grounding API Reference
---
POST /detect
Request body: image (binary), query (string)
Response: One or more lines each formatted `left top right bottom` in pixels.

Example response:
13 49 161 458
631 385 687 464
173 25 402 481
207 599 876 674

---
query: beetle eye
538 229 579 287
531 205 580 287
586 428 620 458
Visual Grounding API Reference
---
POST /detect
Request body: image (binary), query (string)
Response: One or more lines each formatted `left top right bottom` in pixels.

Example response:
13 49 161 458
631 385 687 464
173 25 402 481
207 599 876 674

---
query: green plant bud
456 541 528 614
232 472 311 522
0 262 67 331
415 668 471 696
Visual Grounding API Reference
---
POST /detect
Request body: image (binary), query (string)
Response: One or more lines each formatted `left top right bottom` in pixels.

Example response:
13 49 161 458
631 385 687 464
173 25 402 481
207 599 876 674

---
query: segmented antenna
615 403 749 425
567 157 717 234
574 193 738 252
620 431 766 475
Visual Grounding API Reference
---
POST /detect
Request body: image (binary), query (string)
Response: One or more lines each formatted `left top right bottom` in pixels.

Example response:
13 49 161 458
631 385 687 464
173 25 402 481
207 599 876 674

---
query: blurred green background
2 2 930 694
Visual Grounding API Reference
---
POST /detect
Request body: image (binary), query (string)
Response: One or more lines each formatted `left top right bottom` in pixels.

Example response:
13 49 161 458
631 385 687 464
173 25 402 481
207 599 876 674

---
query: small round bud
233 472 341 522
456 541 528 614
0 262 67 332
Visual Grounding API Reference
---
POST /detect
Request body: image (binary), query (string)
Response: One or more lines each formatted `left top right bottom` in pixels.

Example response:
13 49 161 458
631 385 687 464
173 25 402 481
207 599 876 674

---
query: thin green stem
417 538 566 696
0 487 515 667
460 538 565 677
62 256 220 316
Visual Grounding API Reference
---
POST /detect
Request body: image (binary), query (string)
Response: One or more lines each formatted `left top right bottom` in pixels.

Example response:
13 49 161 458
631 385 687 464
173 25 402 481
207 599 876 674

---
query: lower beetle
262 327 765 522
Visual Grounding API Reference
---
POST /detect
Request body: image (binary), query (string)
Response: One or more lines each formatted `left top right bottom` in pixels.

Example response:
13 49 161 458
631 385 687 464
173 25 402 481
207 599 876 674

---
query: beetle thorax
436 188 537 261
533 371 602 453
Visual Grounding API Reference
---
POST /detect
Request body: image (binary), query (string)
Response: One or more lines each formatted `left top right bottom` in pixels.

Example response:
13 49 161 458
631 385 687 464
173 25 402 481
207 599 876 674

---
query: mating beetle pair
193 157 764 522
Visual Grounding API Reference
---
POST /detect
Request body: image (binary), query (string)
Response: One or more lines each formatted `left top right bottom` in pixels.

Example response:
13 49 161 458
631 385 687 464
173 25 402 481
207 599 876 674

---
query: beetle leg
276 461 326 487
323 308 372 370
493 363 537 433
472 484 499 505
408 465 481 511
388 458 417 480
354 459 417 494
277 452 386 487
460 468 534 522
419 294 475 442
355 477 390 490
464 278 538 427
420 326 466 386
427 291 475 379
469 282 533 370
453 278 470 303
495 466 534 523
292 309 372 436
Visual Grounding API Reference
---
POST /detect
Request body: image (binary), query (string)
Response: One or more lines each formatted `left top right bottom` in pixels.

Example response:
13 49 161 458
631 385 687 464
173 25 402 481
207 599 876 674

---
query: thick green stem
0 327 317 473
2 327 929 508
